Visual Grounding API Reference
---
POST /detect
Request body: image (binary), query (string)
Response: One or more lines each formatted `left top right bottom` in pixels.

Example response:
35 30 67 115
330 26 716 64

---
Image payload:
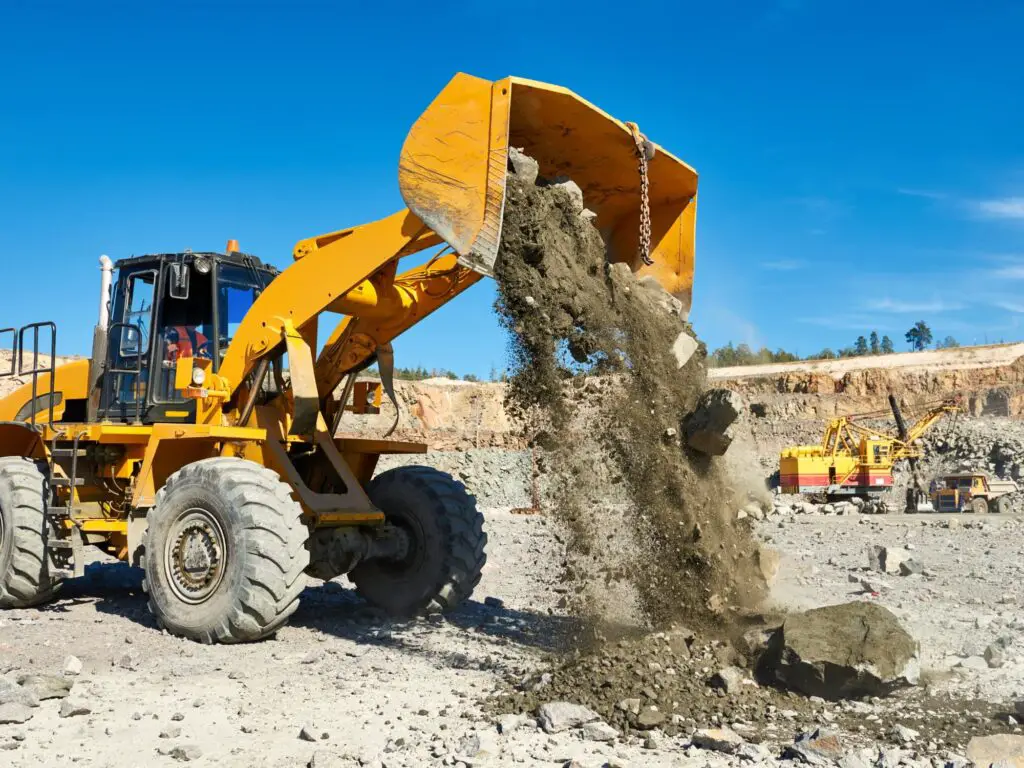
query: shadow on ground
36 563 579 663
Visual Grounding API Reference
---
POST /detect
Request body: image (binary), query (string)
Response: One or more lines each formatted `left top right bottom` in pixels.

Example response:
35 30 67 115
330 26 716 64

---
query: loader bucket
399 73 699 314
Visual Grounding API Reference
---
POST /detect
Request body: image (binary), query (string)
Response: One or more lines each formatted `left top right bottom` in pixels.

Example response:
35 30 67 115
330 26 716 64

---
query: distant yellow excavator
779 395 960 502
0 73 699 643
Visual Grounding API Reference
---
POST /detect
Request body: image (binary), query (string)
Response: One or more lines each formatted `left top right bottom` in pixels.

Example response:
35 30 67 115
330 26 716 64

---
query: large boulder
762 602 919 699
966 734 1024 767
685 388 743 456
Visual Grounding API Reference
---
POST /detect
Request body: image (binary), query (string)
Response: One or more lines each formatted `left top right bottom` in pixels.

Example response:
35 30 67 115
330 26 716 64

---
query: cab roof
114 250 279 275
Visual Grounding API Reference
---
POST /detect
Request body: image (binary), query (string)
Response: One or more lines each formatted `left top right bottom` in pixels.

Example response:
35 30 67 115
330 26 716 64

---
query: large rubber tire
350 466 486 616
142 458 310 643
0 457 63 608
971 497 989 515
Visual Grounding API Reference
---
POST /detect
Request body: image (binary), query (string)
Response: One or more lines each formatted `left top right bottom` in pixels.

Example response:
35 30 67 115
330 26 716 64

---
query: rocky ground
2 491 1024 767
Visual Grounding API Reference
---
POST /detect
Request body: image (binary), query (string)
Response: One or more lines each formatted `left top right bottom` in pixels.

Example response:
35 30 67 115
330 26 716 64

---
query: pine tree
854 336 869 356
881 335 895 354
869 331 880 355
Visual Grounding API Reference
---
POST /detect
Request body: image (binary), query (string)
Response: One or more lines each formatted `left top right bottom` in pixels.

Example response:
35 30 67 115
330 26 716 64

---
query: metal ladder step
47 506 72 519
50 568 74 580
46 540 73 551
50 447 87 459
51 477 84 487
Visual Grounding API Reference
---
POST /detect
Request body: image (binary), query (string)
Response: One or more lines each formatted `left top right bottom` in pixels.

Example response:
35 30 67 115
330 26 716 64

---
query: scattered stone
898 559 924 576
708 666 746 693
299 726 318 742
0 679 37 708
615 698 641 715
672 331 699 369
764 602 920 699
496 713 527 734
16 674 72 701
170 744 203 762
691 726 745 754
783 729 844 764
62 656 83 676
59 699 91 718
966 734 1024 767
956 656 989 672
581 720 618 742
508 147 539 186
160 726 181 739
483 596 504 609
984 637 1011 669
867 545 909 575
684 388 742 456
635 706 665 730
537 702 600 733
890 724 919 744
116 652 140 671
0 704 33 725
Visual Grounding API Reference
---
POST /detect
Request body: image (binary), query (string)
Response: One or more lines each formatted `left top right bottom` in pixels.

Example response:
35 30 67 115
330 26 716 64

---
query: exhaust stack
98 255 113 330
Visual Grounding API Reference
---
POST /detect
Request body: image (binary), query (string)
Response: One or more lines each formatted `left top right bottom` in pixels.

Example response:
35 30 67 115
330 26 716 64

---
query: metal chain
627 122 654 266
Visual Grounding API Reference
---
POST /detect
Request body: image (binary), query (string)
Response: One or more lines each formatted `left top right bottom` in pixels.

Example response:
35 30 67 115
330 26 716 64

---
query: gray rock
635 706 665 730
160 726 181 739
985 643 1007 669
868 545 910 574
496 712 527 734
764 602 920 699
615 698 641 715
899 559 924 576
691 726 745 754
16 674 72 701
0 703 33 725
508 147 539 187
170 744 203 762
956 655 989 672
672 331 699 369
890 724 919 744
62 656 83 676
581 720 618 742
0 678 37 708
551 179 584 213
709 666 746 693
685 389 742 456
783 729 845 765
536 702 600 733
58 699 91 718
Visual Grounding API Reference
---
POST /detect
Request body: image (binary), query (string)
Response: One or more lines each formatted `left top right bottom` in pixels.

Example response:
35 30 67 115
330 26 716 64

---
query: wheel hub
165 509 226 604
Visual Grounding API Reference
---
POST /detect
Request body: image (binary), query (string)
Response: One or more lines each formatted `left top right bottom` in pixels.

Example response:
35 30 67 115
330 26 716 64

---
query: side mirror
169 263 190 300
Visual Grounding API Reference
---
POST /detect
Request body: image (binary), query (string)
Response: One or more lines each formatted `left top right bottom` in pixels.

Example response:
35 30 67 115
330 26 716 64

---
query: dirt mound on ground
493 160 765 632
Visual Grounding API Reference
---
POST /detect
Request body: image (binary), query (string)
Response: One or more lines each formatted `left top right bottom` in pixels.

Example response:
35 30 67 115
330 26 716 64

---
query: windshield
218 263 269 350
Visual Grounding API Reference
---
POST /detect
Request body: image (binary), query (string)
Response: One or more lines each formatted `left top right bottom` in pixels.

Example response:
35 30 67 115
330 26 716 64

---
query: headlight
191 367 206 385
193 256 212 274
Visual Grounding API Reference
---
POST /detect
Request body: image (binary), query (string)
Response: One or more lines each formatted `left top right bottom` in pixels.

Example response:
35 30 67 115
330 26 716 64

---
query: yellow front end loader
0 74 698 642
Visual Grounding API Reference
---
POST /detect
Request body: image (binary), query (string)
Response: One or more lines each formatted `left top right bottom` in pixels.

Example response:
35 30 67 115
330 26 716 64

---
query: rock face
763 602 920 699
685 388 743 456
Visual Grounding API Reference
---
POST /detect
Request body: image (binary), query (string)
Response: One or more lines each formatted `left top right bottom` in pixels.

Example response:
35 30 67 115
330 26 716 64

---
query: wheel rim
0 503 6 556
164 508 227 604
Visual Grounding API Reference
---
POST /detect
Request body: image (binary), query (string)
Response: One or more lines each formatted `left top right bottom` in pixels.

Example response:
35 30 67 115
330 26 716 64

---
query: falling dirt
492 157 766 636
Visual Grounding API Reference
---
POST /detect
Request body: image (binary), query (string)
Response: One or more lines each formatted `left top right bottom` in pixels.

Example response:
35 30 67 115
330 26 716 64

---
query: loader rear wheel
350 466 486 617
0 457 63 608
971 497 989 515
142 458 310 643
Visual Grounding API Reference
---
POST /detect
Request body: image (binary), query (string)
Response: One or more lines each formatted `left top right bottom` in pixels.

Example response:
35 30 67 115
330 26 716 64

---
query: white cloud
762 259 804 271
991 265 1024 279
866 298 965 313
994 300 1024 313
973 197 1024 220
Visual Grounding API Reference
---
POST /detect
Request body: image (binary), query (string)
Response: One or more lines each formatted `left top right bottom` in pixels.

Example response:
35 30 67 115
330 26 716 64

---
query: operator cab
99 246 278 424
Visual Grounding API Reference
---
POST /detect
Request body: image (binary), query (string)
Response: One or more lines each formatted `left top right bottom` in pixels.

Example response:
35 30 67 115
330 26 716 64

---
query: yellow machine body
0 72 700 569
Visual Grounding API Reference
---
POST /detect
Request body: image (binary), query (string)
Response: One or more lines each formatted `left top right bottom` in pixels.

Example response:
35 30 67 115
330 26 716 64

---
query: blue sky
2 1 1022 376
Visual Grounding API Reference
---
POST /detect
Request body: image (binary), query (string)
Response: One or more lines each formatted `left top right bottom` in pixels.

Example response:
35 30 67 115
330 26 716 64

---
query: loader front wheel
142 458 309 643
350 466 486 617
0 458 63 608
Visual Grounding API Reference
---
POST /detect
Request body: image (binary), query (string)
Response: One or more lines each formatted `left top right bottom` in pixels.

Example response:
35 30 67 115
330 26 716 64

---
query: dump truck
779 395 959 502
910 472 1019 514
0 73 699 643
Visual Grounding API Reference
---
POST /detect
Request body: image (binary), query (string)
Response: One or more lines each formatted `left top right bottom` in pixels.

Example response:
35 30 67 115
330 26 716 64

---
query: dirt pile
492 155 764 632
